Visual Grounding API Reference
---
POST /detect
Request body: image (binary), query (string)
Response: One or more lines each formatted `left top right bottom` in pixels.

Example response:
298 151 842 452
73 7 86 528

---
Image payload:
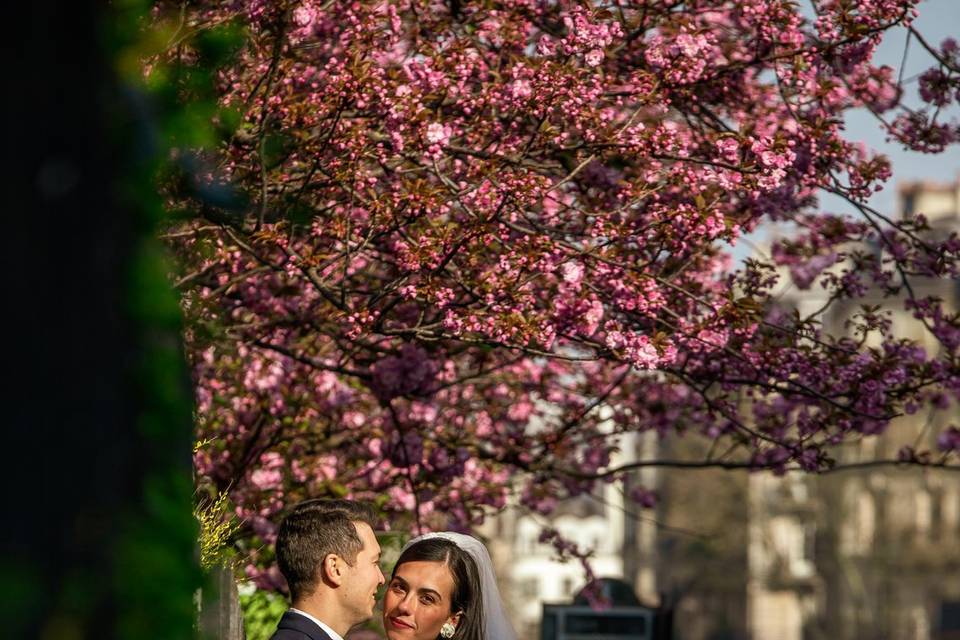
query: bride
381 532 518 640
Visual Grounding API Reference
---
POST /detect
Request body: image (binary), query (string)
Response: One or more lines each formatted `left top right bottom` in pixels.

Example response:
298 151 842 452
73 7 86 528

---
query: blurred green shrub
240 587 288 640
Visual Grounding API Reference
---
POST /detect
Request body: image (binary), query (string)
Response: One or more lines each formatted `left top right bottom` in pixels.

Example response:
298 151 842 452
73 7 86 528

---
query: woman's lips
388 617 415 630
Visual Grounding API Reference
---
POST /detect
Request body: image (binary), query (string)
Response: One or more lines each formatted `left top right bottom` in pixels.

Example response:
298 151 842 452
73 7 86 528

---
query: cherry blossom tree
149 0 960 587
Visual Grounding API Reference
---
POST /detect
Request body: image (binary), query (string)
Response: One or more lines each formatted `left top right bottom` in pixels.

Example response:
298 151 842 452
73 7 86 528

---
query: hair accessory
440 622 456 638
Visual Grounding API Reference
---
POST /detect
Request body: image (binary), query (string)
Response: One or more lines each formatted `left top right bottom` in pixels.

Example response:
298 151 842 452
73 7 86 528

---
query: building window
943 488 960 532
791 522 815 578
516 528 537 555
856 492 876 552
916 489 932 537
520 577 539 599
930 489 943 541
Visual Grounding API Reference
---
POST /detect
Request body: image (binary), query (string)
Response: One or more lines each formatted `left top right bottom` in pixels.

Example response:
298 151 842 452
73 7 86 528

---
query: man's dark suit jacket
269 611 335 640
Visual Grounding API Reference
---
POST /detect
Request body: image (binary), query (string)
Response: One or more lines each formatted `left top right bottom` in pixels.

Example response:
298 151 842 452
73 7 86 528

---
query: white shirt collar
289 608 346 640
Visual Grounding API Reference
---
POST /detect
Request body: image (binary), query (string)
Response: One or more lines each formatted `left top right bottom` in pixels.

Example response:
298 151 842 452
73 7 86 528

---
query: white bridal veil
401 532 519 640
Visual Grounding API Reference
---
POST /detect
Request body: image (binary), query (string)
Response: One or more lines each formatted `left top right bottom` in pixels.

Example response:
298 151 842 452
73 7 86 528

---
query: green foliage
115 476 200 640
0 563 42 638
194 20 246 67
107 0 207 637
240 588 288 640
117 99 202 639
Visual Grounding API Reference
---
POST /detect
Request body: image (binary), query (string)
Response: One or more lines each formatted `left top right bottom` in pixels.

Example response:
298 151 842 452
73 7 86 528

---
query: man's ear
320 553 344 587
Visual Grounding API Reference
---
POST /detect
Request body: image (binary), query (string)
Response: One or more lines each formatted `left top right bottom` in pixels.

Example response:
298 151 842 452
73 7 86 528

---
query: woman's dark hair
392 538 485 640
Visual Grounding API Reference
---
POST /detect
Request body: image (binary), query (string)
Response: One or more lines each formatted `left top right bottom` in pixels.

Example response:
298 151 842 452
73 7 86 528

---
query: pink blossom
511 79 532 99
716 137 740 163
507 400 534 422
292 5 316 28
584 49 603 67
425 122 451 146
250 467 283 491
537 37 556 57
675 32 708 57
580 299 604 336
560 261 585 286
605 330 663 369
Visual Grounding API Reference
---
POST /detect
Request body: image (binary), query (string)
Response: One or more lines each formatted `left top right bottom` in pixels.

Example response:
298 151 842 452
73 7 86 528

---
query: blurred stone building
746 177 960 640
481 178 960 640
477 431 661 639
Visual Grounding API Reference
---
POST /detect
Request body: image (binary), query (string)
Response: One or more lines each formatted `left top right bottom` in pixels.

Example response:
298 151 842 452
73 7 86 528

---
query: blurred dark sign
541 605 655 640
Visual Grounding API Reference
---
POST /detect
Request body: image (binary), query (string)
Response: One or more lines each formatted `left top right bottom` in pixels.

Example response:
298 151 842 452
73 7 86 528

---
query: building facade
481 179 960 640
747 178 960 640
478 431 661 639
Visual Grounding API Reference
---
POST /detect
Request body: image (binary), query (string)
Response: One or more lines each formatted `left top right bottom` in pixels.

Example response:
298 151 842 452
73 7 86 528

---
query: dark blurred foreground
2 3 199 638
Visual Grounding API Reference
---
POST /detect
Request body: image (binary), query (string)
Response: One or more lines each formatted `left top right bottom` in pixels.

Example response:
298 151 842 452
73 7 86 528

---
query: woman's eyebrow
392 573 443 600
415 586 443 600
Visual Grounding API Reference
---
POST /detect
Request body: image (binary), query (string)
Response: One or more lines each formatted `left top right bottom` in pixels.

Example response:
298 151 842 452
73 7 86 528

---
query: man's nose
377 567 385 586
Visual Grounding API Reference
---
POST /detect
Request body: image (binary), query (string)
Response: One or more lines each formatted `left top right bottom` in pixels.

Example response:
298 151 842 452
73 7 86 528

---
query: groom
270 499 385 640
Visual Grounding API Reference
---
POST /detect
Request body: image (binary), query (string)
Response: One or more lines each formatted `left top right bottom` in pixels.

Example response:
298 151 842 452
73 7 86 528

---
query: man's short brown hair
275 499 378 601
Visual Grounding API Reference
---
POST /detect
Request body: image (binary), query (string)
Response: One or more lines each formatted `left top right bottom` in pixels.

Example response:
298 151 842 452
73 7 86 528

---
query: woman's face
383 560 462 640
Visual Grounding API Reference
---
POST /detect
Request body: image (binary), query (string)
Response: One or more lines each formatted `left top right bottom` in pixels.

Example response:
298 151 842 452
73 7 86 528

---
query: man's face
341 522 385 625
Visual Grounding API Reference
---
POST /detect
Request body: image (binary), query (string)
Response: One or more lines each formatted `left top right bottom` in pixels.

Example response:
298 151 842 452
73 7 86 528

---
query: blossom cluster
152 0 960 587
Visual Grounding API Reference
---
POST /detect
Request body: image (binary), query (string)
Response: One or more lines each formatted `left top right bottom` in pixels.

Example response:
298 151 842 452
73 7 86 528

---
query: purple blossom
789 253 838 290
369 344 439 402
936 426 960 453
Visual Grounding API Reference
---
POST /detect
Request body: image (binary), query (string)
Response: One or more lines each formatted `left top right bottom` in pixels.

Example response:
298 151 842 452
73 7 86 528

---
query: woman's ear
447 611 463 629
